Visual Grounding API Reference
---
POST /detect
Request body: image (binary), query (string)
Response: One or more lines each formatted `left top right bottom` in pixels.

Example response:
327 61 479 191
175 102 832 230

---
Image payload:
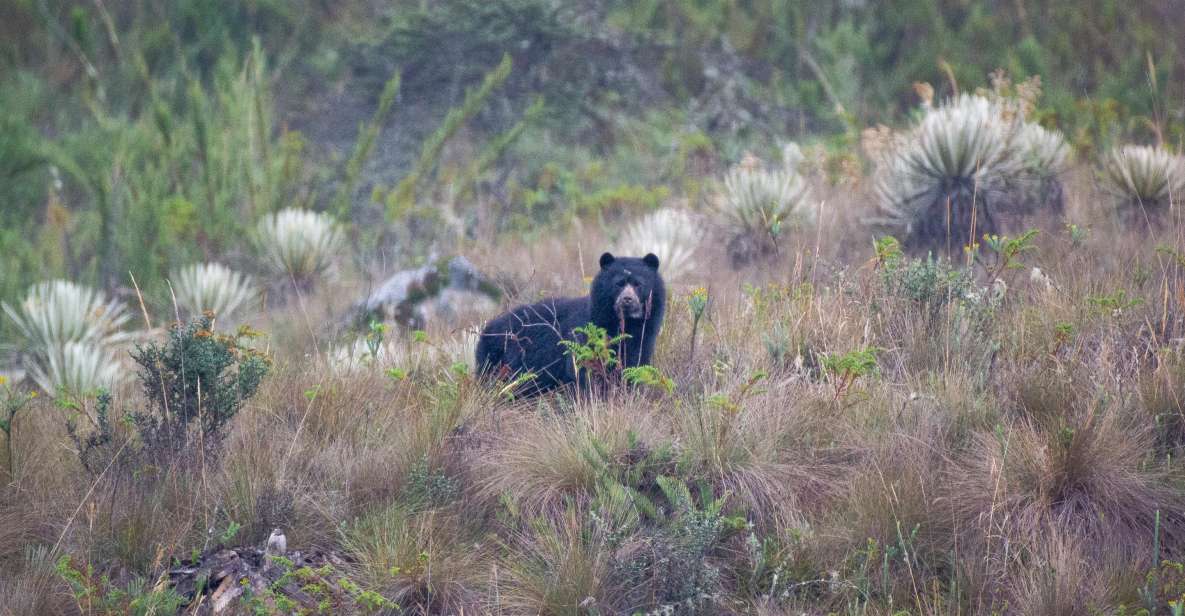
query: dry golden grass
1 171 1183 614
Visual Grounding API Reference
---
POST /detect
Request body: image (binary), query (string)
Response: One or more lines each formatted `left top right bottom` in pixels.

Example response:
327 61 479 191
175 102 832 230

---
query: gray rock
350 255 501 330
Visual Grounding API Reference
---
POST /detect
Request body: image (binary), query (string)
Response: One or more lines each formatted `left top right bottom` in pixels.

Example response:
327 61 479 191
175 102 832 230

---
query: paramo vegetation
1 1 1184 614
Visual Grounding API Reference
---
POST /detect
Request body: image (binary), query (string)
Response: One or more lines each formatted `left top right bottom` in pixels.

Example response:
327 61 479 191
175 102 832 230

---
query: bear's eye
615 279 626 287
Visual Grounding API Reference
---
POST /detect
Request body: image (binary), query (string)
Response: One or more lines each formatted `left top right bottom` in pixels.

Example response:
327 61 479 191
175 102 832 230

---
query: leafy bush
130 314 269 457
169 262 256 324
880 250 974 315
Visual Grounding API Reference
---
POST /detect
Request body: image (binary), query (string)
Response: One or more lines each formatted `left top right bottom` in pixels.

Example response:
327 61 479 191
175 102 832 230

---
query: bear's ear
599 252 616 269
643 253 660 270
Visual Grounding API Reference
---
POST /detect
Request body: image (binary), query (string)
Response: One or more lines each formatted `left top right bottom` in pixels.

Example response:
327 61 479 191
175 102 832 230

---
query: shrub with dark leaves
132 313 269 459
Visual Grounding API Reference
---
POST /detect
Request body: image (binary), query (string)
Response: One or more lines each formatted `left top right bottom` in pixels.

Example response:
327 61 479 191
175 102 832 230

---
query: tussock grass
341 505 488 614
477 395 666 513
495 505 633 615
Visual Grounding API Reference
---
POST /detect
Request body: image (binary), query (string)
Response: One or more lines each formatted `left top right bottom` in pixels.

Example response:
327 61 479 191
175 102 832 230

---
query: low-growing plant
55 554 186 616
623 365 675 395
978 229 1040 281
1087 289 1144 316
240 557 397 615
1066 222 1089 247
822 347 881 402
883 253 974 319
619 476 746 612
403 454 461 509
705 370 768 416
561 323 629 391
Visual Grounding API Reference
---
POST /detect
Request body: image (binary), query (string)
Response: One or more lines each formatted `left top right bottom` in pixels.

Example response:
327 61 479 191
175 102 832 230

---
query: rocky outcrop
347 255 501 330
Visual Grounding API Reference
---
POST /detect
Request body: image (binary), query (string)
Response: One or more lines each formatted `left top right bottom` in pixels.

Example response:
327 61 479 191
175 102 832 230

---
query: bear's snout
614 284 645 319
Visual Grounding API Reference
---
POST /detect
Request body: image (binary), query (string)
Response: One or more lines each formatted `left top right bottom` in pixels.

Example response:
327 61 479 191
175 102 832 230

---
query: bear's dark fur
475 252 666 394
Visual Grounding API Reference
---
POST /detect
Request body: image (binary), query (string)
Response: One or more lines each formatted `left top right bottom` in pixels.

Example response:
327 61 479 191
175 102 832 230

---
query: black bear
475 252 666 394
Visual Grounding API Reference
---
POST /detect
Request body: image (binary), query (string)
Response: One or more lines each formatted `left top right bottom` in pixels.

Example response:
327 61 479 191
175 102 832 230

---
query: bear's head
592 252 665 322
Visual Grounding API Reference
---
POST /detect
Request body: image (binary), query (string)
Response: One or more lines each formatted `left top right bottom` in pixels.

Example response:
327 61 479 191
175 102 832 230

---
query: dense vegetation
1 1 1184 614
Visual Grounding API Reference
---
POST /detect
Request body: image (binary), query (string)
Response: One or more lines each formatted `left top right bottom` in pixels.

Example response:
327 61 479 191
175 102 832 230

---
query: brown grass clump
340 505 488 614
477 393 667 513
946 400 1185 594
2 171 1183 614
495 505 635 615
1004 531 1116 616
0 546 72 616
673 383 839 528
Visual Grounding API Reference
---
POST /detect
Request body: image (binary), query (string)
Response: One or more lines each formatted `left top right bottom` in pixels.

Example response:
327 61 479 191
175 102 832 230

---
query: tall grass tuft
169 262 256 324
255 208 342 289
340 505 486 613
497 506 631 615
947 401 1185 570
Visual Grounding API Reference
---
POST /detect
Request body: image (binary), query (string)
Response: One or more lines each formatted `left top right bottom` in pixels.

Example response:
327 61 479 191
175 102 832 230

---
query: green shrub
130 314 269 457
55 555 186 616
